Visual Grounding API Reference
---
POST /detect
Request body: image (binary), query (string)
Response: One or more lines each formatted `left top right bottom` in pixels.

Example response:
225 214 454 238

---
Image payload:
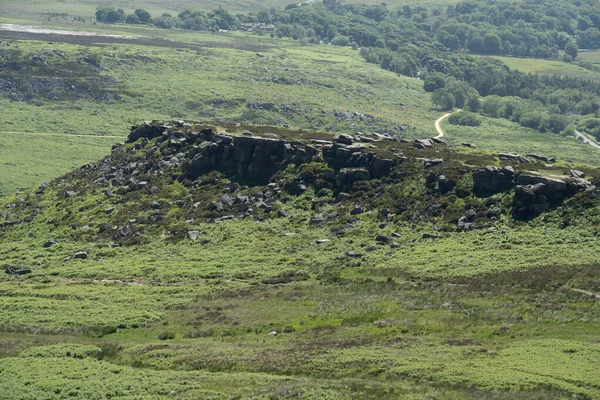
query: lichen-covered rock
473 166 516 195
512 174 591 220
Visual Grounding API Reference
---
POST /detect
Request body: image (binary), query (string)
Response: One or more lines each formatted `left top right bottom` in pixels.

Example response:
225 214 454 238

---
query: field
2 177 600 398
0 133 116 196
476 54 600 81
0 118 600 399
2 183 600 399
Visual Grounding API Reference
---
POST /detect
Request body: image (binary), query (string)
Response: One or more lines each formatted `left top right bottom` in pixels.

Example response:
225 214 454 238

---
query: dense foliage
448 110 481 126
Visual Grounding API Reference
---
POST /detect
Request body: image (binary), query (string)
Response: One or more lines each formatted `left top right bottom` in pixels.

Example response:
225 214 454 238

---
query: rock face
321 143 396 179
512 174 590 220
127 121 169 143
473 166 516 195
184 131 317 182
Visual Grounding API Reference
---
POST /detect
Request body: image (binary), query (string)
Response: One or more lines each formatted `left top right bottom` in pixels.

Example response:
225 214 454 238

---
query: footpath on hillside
434 112 453 139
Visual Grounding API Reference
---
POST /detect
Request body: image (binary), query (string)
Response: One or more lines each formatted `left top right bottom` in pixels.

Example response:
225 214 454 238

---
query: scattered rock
309 217 325 226
334 134 354 145
4 267 32 275
464 209 477 221
337 192 351 202
187 231 200 241
511 173 590 219
569 169 585 178
526 154 549 163
423 158 443 168
350 204 364 215
43 241 58 248
486 207 501 218
72 251 88 260
376 235 391 243
344 251 363 258
473 166 516 195
413 138 434 149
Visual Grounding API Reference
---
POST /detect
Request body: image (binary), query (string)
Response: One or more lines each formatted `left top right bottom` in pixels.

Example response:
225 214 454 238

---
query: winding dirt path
567 287 600 299
574 129 600 150
434 112 453 139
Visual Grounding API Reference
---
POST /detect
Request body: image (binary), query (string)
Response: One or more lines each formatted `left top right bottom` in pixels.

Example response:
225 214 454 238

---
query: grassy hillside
1 121 600 398
0 29 437 195
0 24 598 197
0 133 116 196
476 54 600 82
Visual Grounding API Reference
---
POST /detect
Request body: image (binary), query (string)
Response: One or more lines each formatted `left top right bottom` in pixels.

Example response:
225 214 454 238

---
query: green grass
1 146 600 397
0 30 439 196
477 55 600 81
576 50 600 65
442 115 600 166
0 6 599 399
0 132 114 196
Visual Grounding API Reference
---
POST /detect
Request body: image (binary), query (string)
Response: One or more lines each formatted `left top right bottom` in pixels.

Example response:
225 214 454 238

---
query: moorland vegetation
0 0 599 398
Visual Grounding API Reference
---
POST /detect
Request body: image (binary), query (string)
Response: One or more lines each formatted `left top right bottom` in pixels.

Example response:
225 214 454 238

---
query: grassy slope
0 129 600 398
578 50 600 65
477 54 600 80
442 116 600 166
0 133 116 196
0 28 438 196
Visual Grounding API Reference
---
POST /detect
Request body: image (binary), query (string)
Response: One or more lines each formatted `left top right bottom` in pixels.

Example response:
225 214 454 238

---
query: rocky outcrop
512 174 591 220
127 121 169 143
321 143 396 179
126 122 399 184
184 132 317 181
473 166 516 195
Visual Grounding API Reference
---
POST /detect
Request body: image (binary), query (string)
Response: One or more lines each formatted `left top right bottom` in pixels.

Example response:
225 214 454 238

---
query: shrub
21 344 102 359
448 111 481 126
157 331 175 340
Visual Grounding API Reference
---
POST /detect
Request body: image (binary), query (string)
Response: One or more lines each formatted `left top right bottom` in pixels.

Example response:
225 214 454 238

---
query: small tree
432 89 455 111
125 14 140 24
423 73 445 92
134 9 152 24
466 91 481 112
565 41 578 60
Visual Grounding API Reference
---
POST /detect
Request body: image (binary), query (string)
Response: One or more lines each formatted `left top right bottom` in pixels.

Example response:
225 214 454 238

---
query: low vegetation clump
448 111 481 127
